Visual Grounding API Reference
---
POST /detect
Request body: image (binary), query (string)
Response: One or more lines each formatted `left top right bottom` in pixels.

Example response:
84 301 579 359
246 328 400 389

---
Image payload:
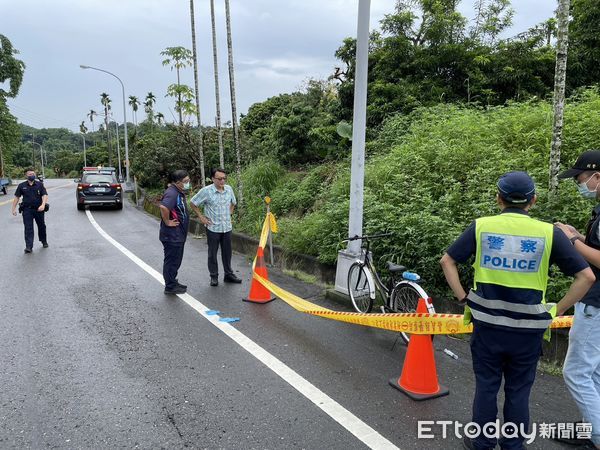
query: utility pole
334 0 371 294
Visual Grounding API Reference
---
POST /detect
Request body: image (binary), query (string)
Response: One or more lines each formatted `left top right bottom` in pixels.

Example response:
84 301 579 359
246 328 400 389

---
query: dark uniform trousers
162 242 185 290
471 324 543 450
23 207 47 249
206 229 233 278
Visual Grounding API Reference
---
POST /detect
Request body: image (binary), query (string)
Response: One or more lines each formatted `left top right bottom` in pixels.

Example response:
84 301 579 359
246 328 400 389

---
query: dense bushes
235 88 600 300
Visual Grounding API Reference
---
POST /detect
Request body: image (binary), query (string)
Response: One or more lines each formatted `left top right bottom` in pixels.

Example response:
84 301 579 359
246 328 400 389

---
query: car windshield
84 174 114 184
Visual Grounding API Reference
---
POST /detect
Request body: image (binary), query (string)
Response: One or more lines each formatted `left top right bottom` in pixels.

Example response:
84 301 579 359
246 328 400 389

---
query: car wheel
77 203 85 211
115 203 123 210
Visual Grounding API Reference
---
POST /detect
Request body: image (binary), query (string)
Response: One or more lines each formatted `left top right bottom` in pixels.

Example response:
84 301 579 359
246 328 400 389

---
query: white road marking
85 210 399 450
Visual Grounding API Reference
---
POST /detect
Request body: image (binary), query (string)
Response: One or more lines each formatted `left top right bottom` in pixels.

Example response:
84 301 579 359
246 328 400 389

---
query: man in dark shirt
555 150 600 449
440 171 593 450
11 169 48 253
159 170 190 295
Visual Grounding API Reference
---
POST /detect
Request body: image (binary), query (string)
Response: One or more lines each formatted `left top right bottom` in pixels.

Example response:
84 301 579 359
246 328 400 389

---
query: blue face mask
577 174 598 199
27 175 36 181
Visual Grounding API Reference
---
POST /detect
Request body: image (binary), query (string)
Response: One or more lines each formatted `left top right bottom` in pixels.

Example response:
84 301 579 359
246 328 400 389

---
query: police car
75 167 123 211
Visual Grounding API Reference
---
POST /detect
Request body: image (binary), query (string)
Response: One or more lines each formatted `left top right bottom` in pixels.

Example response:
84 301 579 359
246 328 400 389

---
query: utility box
334 249 361 294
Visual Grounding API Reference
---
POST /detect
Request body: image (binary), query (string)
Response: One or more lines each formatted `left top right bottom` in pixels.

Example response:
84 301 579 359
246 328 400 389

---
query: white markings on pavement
85 210 399 450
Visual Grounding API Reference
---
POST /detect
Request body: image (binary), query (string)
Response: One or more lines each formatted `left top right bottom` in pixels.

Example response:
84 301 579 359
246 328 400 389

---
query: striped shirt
191 184 237 233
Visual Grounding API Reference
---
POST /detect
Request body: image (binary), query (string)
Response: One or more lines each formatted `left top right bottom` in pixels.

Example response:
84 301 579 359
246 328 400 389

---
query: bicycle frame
353 237 395 301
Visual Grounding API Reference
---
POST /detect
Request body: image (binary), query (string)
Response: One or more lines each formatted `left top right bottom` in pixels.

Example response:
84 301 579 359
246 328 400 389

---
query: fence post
265 196 274 266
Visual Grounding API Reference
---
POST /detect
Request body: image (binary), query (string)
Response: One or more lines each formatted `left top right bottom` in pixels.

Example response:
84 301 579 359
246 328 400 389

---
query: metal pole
114 119 123 181
80 65 130 186
347 0 370 255
266 200 274 266
334 0 371 294
82 134 87 166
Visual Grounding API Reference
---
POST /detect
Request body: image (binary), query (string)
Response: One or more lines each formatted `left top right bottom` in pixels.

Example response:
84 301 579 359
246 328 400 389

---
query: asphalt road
0 179 583 449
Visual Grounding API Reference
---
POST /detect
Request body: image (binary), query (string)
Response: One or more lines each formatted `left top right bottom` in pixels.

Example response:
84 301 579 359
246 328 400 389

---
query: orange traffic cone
389 298 449 400
243 246 275 304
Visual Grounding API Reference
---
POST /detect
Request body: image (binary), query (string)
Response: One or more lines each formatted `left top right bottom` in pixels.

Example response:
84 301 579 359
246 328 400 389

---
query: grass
538 360 563 377
283 269 333 290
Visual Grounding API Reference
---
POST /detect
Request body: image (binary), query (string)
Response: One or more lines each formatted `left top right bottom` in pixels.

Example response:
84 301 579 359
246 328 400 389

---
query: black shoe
42 242 49 248
463 436 495 450
176 282 187 289
552 435 595 447
24 248 32 253
164 285 187 295
224 274 242 284
210 277 219 287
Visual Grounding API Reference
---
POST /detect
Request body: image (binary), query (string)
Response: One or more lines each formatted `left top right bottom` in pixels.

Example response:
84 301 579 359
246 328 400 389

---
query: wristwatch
570 236 580 245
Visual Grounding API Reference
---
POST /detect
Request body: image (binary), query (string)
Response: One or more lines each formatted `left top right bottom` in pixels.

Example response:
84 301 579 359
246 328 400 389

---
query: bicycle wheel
347 262 374 313
389 281 434 344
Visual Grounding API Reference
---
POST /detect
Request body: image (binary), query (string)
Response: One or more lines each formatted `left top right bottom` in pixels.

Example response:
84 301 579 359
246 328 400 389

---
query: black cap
497 171 536 204
558 150 600 179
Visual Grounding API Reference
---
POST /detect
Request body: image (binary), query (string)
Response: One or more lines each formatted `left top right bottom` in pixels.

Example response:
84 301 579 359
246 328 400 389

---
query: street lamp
30 141 45 179
80 64 131 189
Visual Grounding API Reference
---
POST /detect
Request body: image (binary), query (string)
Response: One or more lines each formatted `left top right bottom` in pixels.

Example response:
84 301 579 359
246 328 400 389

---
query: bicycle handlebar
346 233 394 242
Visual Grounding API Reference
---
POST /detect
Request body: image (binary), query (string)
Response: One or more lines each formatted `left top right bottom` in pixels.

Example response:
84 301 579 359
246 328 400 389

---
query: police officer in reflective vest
11 168 49 253
556 150 600 449
440 171 594 450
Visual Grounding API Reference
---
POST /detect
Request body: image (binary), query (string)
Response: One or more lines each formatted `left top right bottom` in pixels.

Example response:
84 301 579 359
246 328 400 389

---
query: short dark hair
211 168 227 178
25 168 35 174
169 169 189 183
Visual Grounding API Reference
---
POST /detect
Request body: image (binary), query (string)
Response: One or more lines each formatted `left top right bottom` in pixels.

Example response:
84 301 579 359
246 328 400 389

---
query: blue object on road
205 310 221 315
219 317 240 323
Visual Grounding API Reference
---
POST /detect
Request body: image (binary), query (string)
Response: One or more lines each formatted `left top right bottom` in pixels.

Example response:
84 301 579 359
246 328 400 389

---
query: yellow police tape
252 213 573 335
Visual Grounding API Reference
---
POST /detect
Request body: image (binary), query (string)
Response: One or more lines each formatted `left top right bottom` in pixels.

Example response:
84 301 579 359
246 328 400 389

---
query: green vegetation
234 89 600 299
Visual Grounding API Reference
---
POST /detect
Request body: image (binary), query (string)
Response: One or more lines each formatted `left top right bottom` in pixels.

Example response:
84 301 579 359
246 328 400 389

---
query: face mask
577 174 598 199
27 175 36 181
182 182 191 191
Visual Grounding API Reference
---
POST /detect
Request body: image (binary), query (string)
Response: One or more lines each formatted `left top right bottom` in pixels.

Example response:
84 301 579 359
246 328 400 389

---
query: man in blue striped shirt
190 168 242 286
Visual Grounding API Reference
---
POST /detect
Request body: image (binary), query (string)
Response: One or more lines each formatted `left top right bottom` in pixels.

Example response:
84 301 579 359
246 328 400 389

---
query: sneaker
164 285 187 295
42 242 49 248
24 248 32 253
224 274 242 284
210 277 219 287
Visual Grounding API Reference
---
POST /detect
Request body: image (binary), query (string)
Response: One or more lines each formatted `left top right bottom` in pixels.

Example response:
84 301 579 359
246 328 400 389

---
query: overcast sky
2 0 556 132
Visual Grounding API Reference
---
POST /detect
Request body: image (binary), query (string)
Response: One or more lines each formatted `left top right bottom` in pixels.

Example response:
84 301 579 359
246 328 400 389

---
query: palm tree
210 0 225 168
549 0 571 196
87 109 97 145
160 46 193 126
80 121 88 166
128 95 140 126
100 93 112 166
189 0 206 186
225 0 243 208
144 92 156 125
155 112 165 126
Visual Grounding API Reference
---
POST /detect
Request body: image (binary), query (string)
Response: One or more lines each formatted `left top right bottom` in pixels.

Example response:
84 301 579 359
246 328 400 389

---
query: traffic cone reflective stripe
389 297 449 400
243 247 275 304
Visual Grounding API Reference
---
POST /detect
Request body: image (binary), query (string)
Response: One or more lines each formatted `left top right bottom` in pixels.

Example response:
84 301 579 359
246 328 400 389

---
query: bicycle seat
387 262 407 273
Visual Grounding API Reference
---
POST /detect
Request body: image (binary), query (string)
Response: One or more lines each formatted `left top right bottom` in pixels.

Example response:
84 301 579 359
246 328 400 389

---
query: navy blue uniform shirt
159 185 189 243
14 180 47 208
447 208 589 309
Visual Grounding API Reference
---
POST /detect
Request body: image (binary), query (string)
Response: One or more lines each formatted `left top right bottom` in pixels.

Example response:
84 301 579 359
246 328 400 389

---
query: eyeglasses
214 177 227 181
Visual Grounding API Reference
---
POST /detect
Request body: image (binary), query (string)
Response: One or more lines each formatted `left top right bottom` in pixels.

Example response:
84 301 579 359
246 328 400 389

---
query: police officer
11 169 49 253
555 150 600 449
440 171 594 450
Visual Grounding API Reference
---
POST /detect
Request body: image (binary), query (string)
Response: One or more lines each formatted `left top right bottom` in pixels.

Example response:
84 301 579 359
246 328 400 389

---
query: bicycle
345 234 436 344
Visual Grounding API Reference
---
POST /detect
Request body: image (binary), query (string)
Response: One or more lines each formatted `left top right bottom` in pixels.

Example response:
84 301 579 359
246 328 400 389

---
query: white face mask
182 181 191 191
577 174 599 200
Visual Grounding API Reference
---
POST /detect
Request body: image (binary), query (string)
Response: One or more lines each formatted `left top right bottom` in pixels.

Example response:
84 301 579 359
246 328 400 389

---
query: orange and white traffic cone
243 246 275 304
389 298 449 400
